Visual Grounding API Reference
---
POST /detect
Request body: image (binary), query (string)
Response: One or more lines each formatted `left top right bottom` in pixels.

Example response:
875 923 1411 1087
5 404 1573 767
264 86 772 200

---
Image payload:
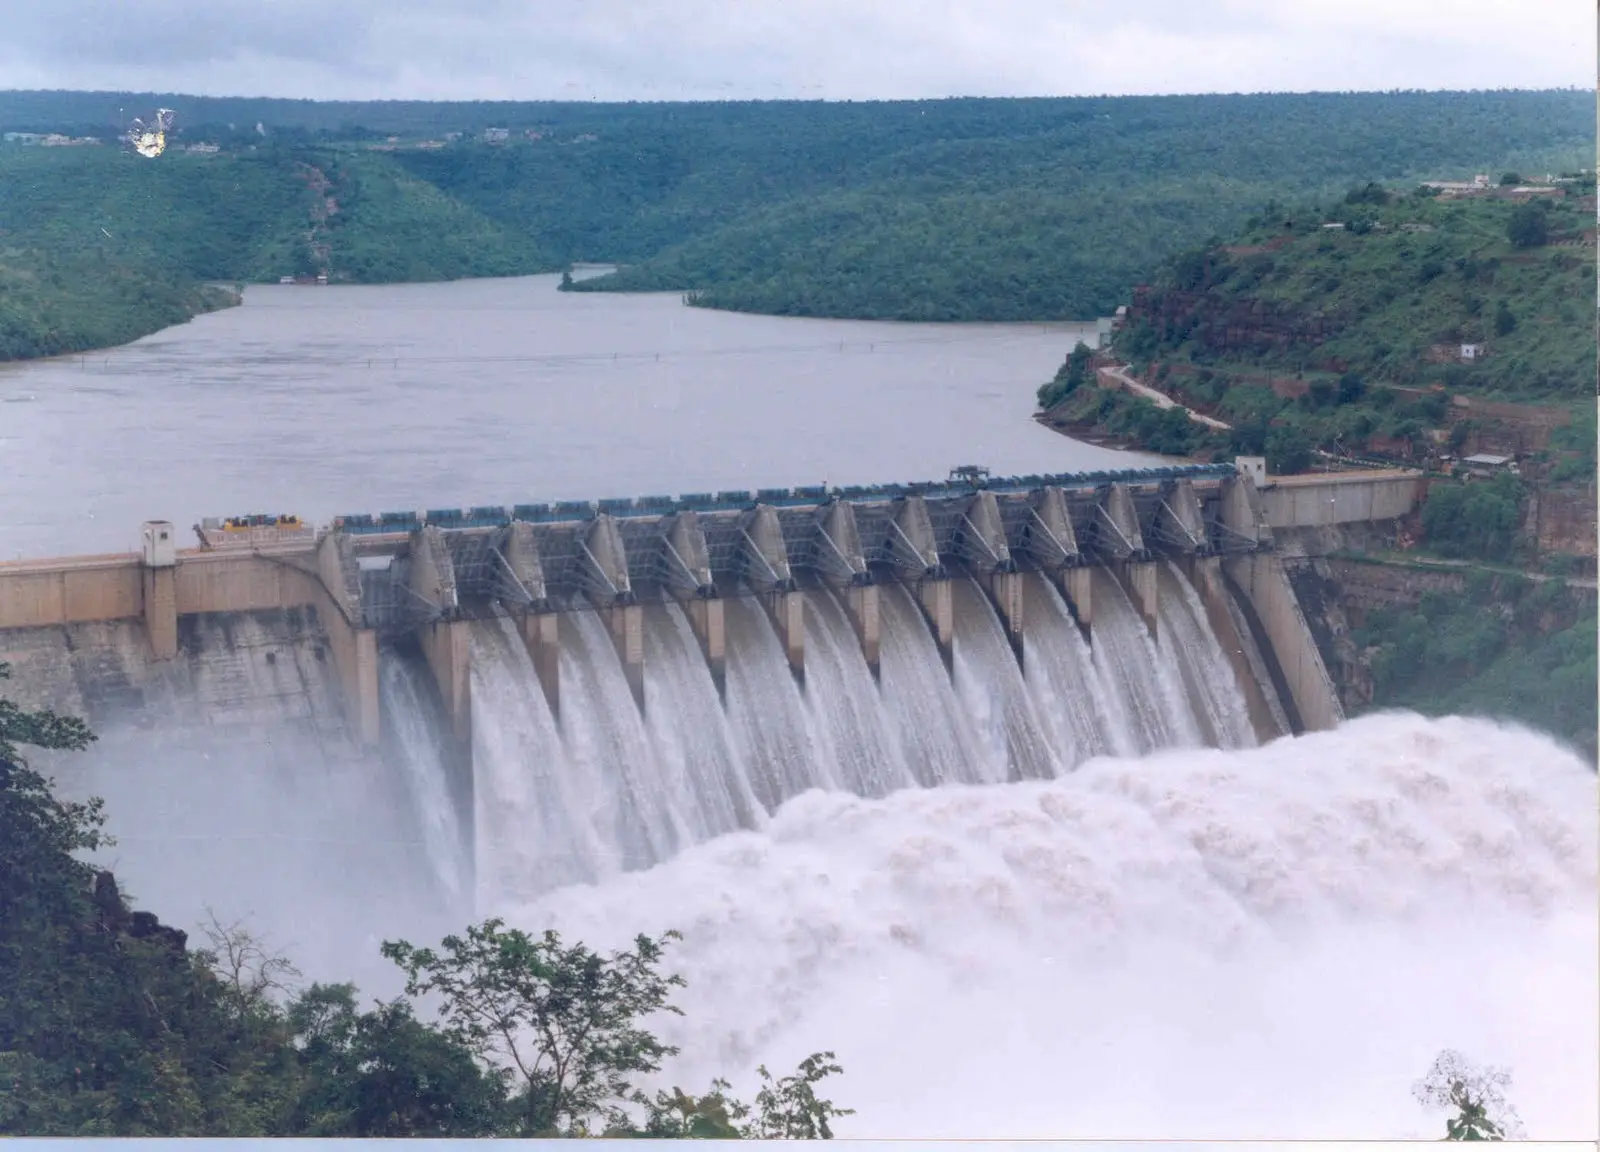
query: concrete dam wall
0 464 1360 744
0 462 1426 921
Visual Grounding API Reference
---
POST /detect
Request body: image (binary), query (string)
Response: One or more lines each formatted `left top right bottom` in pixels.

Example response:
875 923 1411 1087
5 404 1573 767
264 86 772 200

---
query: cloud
0 0 1589 100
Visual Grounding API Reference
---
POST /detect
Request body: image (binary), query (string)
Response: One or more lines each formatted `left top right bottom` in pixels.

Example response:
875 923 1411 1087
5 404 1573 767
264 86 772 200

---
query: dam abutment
1222 552 1344 734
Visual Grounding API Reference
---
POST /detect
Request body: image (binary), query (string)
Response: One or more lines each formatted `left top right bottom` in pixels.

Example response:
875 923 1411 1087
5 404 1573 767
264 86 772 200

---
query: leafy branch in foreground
382 918 850 1138
1414 1049 1525 1140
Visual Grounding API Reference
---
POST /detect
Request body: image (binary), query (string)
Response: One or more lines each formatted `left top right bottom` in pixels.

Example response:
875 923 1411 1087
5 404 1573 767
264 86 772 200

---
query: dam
0 460 1423 911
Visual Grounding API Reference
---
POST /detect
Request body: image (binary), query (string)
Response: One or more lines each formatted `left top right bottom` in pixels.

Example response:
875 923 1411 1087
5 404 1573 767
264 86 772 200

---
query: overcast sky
0 0 1591 101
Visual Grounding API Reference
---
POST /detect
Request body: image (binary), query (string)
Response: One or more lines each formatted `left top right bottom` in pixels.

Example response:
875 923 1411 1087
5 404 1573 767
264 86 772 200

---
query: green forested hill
0 89 1593 358
1113 184 1597 398
0 145 544 358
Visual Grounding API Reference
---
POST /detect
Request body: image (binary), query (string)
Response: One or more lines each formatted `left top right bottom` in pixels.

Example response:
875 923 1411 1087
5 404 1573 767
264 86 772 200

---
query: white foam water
509 712 1600 1140
379 653 468 903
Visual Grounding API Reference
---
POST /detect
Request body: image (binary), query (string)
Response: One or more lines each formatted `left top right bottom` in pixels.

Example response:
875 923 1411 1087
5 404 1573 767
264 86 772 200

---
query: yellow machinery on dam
0 462 1423 755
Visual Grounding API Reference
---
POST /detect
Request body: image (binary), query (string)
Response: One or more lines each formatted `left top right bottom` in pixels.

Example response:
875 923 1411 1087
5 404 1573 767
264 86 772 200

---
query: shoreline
2 271 1107 365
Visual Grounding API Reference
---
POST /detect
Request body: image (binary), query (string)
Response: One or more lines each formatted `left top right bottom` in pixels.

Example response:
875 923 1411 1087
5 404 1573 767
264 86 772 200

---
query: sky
0 0 1591 101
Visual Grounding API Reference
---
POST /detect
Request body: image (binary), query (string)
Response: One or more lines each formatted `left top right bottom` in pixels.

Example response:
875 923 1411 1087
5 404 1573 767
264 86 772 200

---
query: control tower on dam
0 462 1424 760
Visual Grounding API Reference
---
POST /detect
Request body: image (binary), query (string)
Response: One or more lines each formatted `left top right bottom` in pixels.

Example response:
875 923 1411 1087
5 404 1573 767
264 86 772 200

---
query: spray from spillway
950 577 1056 781
877 583 989 787
558 606 690 870
379 652 468 903
722 594 832 811
1155 561 1258 750
1021 571 1126 764
1085 568 1203 752
511 712 1599 1140
641 600 764 837
470 614 611 909
800 586 916 798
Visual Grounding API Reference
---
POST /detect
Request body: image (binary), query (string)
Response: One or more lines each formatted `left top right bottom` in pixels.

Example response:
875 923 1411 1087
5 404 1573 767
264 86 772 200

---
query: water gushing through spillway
950 577 1057 780
1021 571 1124 763
469 614 599 908
365 572 1596 1138
439 570 1304 893
799 585 916 798
641 601 764 838
1156 561 1257 749
878 583 989 787
379 653 467 903
722 594 831 810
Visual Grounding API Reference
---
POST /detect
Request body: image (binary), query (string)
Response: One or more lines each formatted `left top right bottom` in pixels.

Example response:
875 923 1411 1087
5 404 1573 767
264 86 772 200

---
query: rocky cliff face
1128 284 1347 359
1523 484 1599 559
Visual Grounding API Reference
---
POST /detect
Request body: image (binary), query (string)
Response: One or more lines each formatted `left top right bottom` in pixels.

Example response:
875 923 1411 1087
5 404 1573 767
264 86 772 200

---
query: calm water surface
0 275 1145 558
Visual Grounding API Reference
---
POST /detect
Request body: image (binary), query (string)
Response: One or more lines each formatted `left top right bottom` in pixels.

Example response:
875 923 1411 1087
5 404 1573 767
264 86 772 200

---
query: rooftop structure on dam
0 461 1423 761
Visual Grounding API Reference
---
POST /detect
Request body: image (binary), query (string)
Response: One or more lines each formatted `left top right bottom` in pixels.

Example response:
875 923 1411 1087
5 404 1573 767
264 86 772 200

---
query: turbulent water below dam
414 566 1266 907
37 562 1597 1138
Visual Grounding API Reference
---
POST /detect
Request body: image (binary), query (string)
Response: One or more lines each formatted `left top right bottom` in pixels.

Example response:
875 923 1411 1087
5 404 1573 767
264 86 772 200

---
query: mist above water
34 566 1592 1139
511 712 1599 1140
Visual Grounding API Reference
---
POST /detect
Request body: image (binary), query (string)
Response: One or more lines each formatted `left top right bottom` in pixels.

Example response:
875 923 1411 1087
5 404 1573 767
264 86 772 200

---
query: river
0 275 1143 560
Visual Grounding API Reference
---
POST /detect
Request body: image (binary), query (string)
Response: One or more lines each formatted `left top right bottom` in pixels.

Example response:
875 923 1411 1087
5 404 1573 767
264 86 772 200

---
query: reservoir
0 275 1138 560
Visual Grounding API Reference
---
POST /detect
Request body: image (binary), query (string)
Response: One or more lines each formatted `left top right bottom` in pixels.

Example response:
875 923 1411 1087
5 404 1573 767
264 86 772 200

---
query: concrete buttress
738 505 794 593
766 590 805 684
498 521 547 608
520 611 561 719
988 569 1025 664
742 504 804 683
139 521 178 661
889 496 941 576
1186 555 1290 741
1219 474 1271 551
686 597 726 700
844 583 881 678
580 515 644 711
1023 487 1079 568
1064 566 1093 634
580 515 633 605
1123 561 1159 637
1096 484 1146 562
314 530 379 745
816 501 875 671
607 603 646 712
955 491 1012 574
916 578 954 673
816 501 868 586
1155 479 1207 554
409 526 470 742
663 512 724 697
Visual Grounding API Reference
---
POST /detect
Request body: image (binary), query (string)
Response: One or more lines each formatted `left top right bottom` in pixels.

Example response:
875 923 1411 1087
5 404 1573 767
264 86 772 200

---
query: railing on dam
329 463 1239 536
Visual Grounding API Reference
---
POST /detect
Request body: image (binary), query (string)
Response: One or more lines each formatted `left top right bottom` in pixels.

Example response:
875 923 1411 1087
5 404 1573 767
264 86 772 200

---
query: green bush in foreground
0 661 847 1138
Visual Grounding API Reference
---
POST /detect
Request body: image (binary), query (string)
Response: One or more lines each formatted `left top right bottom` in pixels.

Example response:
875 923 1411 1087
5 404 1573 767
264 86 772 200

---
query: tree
741 1053 855 1139
0 660 96 767
382 920 686 1136
1412 1050 1525 1140
1506 202 1548 248
1266 423 1313 474
1037 340 1097 409
1421 473 1524 558
1497 172 1522 186
1492 301 1516 336
381 919 851 1139
1306 378 1337 409
287 983 508 1137
1337 371 1366 404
